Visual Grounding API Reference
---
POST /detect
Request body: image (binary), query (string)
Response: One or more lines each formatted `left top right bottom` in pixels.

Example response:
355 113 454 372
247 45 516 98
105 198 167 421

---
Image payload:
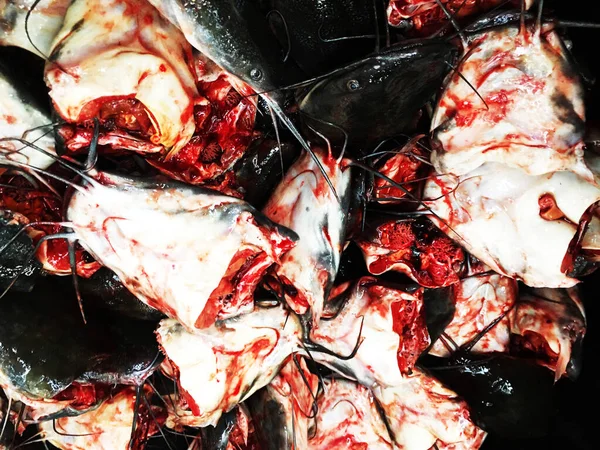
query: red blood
511 331 559 368
53 382 111 410
432 176 457 225
77 95 133 122
454 110 478 128
193 103 212 131
228 408 262 450
196 248 258 328
148 73 257 187
373 143 428 202
520 74 545 94
423 236 465 286
538 193 565 221
325 435 369 449
195 223 295 328
273 274 311 314
388 0 509 36
138 71 150 84
171 136 204 166
378 221 415 250
358 218 465 288
203 335 277 413
63 96 156 157
0 173 100 278
142 14 154 26
486 90 511 123
389 291 430 374
179 103 194 128
98 98 154 134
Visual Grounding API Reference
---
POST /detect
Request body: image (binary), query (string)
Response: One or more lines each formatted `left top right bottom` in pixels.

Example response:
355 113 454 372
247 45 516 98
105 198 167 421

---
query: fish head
298 40 457 146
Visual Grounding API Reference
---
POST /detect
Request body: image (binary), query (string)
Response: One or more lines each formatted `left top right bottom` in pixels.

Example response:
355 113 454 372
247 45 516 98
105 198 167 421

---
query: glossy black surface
481 272 599 450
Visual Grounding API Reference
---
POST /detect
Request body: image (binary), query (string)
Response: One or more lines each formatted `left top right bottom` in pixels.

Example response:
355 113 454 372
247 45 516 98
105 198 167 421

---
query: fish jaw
309 378 395 450
429 274 517 357
431 24 590 180
511 287 586 381
423 163 600 287
45 0 198 154
66 171 297 331
39 386 161 450
263 148 352 324
156 306 302 427
310 277 429 387
373 369 487 450
0 64 57 170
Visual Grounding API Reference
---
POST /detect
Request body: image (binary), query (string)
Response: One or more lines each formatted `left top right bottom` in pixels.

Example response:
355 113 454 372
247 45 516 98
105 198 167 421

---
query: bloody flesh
357 218 466 288
429 274 517 357
147 70 257 187
310 278 430 386
387 0 510 35
156 307 301 427
362 282 431 375
539 193 566 221
45 0 199 155
79 97 155 135
430 22 588 180
66 170 298 332
509 288 586 380
391 293 431 373
227 406 262 450
372 137 429 204
52 382 111 411
511 332 559 368
0 173 99 277
195 249 266 328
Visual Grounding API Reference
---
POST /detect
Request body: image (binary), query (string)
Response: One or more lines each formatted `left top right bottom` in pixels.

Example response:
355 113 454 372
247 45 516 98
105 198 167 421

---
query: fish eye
346 79 360 91
250 68 263 81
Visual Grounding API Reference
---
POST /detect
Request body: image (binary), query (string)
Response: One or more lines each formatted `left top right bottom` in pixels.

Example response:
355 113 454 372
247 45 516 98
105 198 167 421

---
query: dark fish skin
151 1 342 195
422 286 456 347
0 2 18 34
150 0 298 99
567 335 584 379
0 47 50 112
247 390 292 450
420 353 556 439
297 40 457 152
0 277 161 401
78 267 165 321
345 169 368 240
0 278 96 399
334 241 370 285
261 0 383 77
77 316 162 386
199 408 238 450
233 137 300 209
0 212 42 293
463 9 543 34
